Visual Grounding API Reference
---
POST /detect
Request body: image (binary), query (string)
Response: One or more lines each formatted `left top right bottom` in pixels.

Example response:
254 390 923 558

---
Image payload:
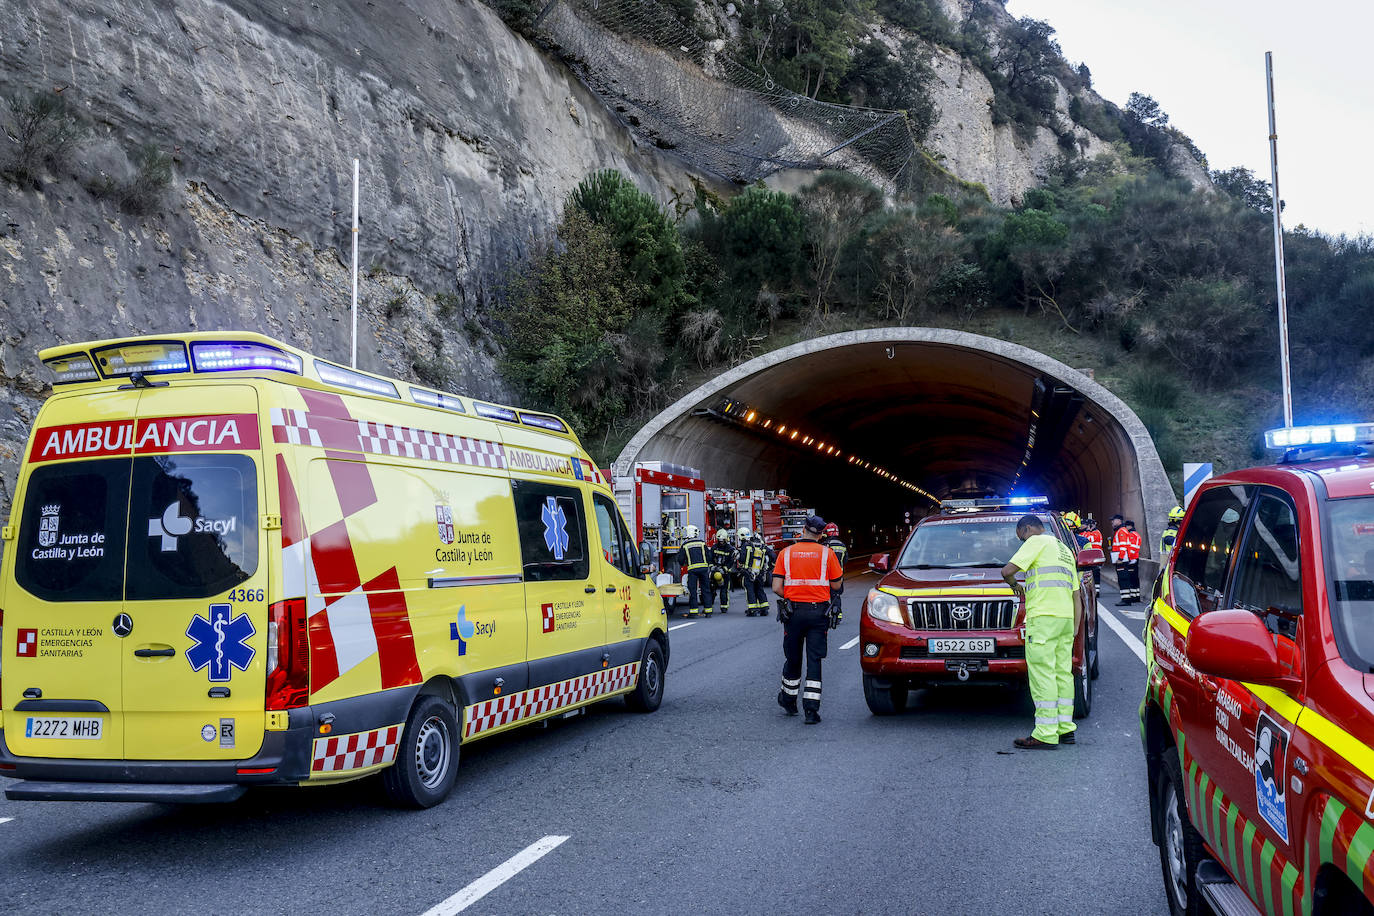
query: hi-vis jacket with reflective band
679 539 709 571
823 537 848 566
1125 529 1141 561
1111 527 1132 564
773 540 843 603
1084 528 1103 550
1008 533 1077 618
1159 525 1179 556
741 542 767 573
710 542 736 568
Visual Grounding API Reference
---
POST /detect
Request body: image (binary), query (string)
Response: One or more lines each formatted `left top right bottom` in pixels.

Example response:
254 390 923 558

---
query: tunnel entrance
615 328 1176 560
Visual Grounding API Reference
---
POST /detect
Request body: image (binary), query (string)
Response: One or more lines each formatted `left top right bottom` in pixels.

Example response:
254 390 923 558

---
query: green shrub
1 91 84 187
1129 373 1181 411
119 143 174 214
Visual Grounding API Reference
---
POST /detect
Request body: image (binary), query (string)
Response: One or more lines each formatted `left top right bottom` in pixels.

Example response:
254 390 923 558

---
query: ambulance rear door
120 385 269 760
5 392 137 760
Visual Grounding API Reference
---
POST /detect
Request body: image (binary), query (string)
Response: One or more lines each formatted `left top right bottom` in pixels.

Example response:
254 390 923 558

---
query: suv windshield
1326 496 1374 669
897 517 1034 569
16 455 258 602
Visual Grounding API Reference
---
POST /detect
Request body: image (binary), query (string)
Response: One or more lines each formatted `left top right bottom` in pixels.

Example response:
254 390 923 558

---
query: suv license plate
928 637 995 655
25 716 103 740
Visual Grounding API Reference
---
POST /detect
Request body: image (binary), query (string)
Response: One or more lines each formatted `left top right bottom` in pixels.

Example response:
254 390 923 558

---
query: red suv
1141 424 1374 916
859 499 1104 716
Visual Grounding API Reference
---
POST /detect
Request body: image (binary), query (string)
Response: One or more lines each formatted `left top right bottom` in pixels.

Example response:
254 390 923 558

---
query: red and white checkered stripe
311 724 402 773
464 663 640 739
16 628 37 657
269 408 505 470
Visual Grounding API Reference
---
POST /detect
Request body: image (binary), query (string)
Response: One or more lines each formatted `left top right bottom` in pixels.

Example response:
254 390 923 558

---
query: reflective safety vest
679 539 709 571
1084 529 1103 550
1125 529 1141 562
823 537 848 566
742 542 767 574
774 540 843 603
710 542 736 569
1111 527 1132 564
1159 526 1179 557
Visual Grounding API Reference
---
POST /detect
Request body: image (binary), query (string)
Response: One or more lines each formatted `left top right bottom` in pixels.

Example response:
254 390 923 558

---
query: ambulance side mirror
1185 610 1299 690
1076 547 1106 569
869 553 890 573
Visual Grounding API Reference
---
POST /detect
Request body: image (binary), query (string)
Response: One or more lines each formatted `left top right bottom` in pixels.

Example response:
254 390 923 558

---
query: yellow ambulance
0 332 669 807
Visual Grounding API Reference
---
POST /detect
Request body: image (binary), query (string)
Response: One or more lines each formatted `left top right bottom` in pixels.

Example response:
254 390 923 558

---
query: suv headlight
866 589 905 625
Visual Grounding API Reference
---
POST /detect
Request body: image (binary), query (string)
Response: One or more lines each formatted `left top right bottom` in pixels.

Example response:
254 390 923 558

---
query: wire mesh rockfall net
526 0 924 192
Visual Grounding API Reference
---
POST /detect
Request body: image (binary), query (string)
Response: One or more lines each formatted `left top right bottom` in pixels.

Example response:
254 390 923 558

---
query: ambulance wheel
863 674 908 716
383 695 459 808
1156 751 1207 916
1073 652 1093 719
626 638 665 712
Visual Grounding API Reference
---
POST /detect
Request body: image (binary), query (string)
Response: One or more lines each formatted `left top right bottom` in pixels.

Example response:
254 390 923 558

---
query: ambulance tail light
265 598 309 710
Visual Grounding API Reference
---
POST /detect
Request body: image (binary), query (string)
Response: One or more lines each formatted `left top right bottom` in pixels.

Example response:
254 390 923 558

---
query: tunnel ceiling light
745 410 756 422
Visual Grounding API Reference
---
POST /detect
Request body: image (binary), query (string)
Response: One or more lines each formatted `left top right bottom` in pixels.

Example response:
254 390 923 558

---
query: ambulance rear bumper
4 780 246 803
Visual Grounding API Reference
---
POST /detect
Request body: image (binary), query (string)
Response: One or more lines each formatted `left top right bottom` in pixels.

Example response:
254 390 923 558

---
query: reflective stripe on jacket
773 540 843 602
1125 530 1141 561
1111 528 1131 564
680 539 709 571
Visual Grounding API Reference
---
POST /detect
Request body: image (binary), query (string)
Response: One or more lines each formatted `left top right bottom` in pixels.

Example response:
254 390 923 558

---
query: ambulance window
125 455 258 600
1231 492 1303 621
593 494 638 575
15 459 130 602
1173 485 1251 617
514 482 589 582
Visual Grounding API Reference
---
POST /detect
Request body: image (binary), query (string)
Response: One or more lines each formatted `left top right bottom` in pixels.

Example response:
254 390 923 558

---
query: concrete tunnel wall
615 328 1177 565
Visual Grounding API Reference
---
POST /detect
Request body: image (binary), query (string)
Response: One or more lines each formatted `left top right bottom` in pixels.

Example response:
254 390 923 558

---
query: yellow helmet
711 569 724 585
684 525 700 540
1063 511 1082 530
1168 505 1186 523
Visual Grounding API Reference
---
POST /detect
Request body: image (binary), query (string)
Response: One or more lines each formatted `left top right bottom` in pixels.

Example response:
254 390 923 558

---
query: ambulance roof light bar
43 352 100 384
940 496 1050 510
1264 423 1371 449
90 340 190 379
190 341 303 374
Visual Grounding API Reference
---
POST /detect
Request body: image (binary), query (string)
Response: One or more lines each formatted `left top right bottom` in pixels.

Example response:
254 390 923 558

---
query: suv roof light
1265 423 1371 449
190 341 302 374
940 496 1049 509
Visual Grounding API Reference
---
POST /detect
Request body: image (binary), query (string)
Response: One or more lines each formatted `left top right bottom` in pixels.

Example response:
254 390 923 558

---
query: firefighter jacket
678 539 709 572
1111 527 1132 565
1159 526 1179 556
741 541 767 574
822 537 849 566
710 541 737 570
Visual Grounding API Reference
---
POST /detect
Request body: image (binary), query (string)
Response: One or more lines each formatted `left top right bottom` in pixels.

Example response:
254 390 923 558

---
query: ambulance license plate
928 637 995 655
25 716 103 740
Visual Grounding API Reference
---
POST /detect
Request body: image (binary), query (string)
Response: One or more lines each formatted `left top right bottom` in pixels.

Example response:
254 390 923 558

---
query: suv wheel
382 694 460 809
863 674 908 716
1073 652 1093 718
1157 751 1207 916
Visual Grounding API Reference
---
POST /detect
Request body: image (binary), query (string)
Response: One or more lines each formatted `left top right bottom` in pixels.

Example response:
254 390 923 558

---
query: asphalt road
0 577 1167 915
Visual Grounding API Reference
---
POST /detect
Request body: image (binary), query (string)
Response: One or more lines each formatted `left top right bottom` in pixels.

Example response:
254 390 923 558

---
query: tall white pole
350 157 360 369
1265 52 1293 428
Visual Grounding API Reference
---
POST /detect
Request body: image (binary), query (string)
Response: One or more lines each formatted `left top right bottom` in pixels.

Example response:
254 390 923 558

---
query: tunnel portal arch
615 328 1177 560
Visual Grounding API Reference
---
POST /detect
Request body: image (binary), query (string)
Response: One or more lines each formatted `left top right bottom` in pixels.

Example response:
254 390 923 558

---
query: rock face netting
527 0 923 191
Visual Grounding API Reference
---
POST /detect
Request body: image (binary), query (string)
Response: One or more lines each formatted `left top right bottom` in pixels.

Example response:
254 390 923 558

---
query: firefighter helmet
823 523 840 538
683 525 699 540
1063 511 1082 530
737 526 753 540
1168 505 1186 522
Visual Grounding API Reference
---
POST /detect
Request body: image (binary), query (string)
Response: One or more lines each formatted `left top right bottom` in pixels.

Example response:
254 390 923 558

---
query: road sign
1183 463 1213 508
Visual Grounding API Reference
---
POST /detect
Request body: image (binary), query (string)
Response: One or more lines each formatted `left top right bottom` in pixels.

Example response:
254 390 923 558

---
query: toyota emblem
112 613 134 638
951 606 973 623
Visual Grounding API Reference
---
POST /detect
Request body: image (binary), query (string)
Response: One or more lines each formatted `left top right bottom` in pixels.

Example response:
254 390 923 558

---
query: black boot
777 692 798 716
804 709 821 725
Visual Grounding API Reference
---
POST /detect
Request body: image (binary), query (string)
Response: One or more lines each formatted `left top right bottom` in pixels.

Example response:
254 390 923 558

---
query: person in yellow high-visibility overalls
1002 514 1084 750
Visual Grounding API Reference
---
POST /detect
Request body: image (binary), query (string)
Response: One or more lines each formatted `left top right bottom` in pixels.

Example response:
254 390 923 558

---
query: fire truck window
1326 497 1374 669
1173 485 1251 617
514 482 589 582
15 459 131 602
1231 493 1302 619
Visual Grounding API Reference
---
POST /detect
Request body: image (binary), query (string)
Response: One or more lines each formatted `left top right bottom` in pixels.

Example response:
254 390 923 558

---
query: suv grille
907 598 1016 630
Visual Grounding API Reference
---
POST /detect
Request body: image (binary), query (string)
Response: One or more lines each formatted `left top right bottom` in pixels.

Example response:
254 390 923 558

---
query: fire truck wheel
383 695 460 809
1073 652 1093 719
626 638 665 713
862 674 908 716
1156 751 1207 916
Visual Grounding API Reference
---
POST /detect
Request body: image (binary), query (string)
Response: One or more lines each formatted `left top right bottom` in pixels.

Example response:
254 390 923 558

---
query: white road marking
420 835 570 915
839 636 860 651
668 622 696 631
0 818 12 826
1098 602 1147 665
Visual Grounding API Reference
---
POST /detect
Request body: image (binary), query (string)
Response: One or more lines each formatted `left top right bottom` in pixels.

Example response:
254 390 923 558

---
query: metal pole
1266 52 1293 428
350 158 360 369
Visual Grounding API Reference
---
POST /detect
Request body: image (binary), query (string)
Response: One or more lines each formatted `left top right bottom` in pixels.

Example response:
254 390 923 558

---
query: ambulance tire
1156 752 1207 916
383 695 460 808
626 638 665 713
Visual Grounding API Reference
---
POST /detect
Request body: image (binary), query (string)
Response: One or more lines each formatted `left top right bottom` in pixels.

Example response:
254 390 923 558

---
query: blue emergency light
940 496 1050 509
1264 423 1374 449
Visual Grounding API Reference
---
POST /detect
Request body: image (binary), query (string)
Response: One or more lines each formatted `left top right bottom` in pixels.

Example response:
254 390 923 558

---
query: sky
1006 0 1374 238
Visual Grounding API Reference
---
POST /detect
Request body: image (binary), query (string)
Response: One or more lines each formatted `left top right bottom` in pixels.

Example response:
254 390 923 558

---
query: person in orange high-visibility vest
1082 519 1104 587
1111 516 1134 605
1124 520 1142 604
772 515 844 724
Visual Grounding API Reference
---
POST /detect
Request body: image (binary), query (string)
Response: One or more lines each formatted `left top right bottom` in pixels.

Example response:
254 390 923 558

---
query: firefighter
773 515 844 725
1002 514 1083 749
1160 505 1185 557
677 525 710 618
1082 518 1104 586
708 528 737 615
821 522 849 624
739 527 770 617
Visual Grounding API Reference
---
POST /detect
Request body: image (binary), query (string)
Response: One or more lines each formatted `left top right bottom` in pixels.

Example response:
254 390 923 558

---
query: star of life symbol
149 501 193 551
542 496 569 560
436 504 455 545
38 504 60 548
186 603 256 682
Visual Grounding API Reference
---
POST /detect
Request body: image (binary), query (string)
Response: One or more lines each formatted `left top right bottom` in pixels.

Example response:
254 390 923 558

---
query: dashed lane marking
1097 602 1146 665
420 835 570 915
0 818 12 826
840 636 860 651
668 622 696 632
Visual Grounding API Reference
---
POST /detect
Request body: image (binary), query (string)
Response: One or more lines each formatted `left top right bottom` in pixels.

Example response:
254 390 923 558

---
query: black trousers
1115 561 1139 601
709 571 730 611
686 568 710 613
780 603 829 712
744 571 768 612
